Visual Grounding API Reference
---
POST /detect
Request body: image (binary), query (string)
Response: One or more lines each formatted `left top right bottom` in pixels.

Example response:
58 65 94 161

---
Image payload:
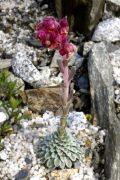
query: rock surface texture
92 18 120 42
88 42 120 180
12 44 62 88
0 111 105 179
20 87 62 114
12 43 47 88
55 0 104 36
106 0 120 16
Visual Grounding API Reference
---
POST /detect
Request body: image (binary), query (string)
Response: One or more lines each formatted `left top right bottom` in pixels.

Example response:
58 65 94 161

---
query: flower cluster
36 16 74 59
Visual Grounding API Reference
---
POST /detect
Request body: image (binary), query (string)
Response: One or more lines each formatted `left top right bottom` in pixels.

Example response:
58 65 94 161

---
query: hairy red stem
63 64 69 105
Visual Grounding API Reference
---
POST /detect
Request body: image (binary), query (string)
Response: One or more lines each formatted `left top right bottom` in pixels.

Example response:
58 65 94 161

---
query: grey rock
88 41 114 127
8 72 25 91
12 44 50 88
74 161 81 168
109 49 120 85
0 31 16 57
69 173 82 180
83 41 94 56
25 157 32 164
117 113 120 119
55 0 104 36
115 89 120 95
0 59 12 69
41 4 48 10
50 50 83 70
104 42 120 85
103 3 114 20
114 94 120 104
50 50 63 68
0 150 8 160
106 0 120 16
76 74 89 93
15 169 29 180
88 42 120 180
0 107 9 124
0 112 7 124
25 38 42 48
109 50 120 64
92 18 120 42
105 41 119 53
74 54 84 70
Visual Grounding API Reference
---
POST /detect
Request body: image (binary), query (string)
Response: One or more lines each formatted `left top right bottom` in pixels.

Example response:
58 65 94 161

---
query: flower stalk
36 16 75 137
58 61 71 137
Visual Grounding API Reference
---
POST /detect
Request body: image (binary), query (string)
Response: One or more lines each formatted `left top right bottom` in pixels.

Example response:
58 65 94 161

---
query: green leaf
65 157 72 168
54 157 61 167
60 154 66 162
69 153 77 161
40 157 46 163
41 146 46 151
0 101 3 106
86 114 92 121
59 160 65 169
10 97 21 109
0 70 9 83
57 149 63 156
0 122 13 136
50 147 55 153
46 159 54 169
51 152 57 159
70 147 78 153
45 152 51 160
39 151 45 157
7 81 16 93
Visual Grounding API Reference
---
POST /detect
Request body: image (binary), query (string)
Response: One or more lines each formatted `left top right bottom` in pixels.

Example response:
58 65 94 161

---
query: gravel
0 111 105 179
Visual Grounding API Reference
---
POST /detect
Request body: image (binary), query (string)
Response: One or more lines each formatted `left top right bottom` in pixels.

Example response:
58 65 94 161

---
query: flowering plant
36 16 81 169
36 16 75 133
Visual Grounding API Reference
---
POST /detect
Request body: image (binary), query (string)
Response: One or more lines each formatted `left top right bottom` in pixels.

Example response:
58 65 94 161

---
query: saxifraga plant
36 16 82 169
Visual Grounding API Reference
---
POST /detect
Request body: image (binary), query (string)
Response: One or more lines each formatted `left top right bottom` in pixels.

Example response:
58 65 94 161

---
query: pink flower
36 16 69 49
36 30 46 43
36 16 59 32
36 16 75 59
59 17 69 36
59 41 75 59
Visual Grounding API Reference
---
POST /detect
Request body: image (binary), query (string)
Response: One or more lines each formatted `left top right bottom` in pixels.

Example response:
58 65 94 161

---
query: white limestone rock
0 111 105 179
0 150 8 160
12 43 51 88
83 41 94 56
0 108 9 124
92 18 120 42
109 49 120 85
0 112 7 124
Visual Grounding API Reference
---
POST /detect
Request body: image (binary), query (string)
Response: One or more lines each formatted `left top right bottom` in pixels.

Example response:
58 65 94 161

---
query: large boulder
92 18 120 42
88 42 120 179
55 0 104 36
20 86 62 115
12 43 62 88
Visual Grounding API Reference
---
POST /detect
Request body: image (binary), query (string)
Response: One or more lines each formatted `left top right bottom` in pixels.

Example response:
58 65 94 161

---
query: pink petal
59 16 69 28
43 16 59 31
59 16 69 34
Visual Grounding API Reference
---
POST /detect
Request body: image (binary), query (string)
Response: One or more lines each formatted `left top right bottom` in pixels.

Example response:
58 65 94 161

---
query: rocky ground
0 0 120 179
0 111 105 179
